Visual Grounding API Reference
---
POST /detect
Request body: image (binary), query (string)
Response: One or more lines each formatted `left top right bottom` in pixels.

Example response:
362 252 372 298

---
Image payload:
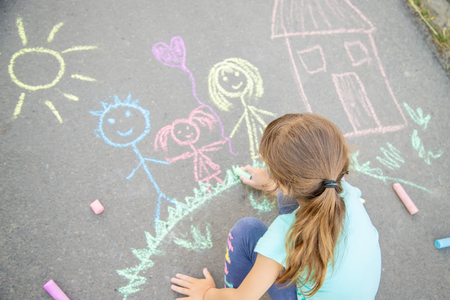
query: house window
297 45 326 74
344 41 371 67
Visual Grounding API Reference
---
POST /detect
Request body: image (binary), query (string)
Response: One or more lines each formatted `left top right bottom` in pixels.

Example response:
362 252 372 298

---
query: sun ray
62 45 98 53
47 22 64 43
44 100 63 123
12 93 26 120
63 93 79 101
16 17 27 46
71 74 96 82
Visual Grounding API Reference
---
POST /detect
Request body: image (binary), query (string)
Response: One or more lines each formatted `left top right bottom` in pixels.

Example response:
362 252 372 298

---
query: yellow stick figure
208 58 276 159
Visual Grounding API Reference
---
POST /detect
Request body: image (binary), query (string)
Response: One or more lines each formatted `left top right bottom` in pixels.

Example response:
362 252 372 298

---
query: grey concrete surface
0 0 449 299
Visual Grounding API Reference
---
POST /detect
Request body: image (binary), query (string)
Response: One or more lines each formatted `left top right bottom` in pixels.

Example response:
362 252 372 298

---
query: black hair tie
323 180 338 188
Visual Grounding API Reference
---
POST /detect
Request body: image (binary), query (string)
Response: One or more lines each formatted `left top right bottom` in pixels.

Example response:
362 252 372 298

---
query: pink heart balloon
152 36 187 71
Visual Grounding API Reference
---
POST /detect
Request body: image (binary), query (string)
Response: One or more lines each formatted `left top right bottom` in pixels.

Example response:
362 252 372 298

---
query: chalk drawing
411 130 443 165
8 17 97 122
376 143 404 170
11 93 25 120
247 159 275 212
350 150 431 193
271 0 407 137
63 93 79 101
248 193 275 212
44 100 63 124
208 58 277 159
116 170 241 299
47 22 64 43
297 45 327 74
403 102 431 130
173 224 213 251
90 95 177 226
152 36 234 155
155 106 227 186
344 41 372 66
71 74 97 82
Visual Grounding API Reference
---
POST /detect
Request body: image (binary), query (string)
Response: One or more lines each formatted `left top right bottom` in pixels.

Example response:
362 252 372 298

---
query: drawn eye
125 110 131 118
223 76 228 82
234 71 239 77
108 118 115 124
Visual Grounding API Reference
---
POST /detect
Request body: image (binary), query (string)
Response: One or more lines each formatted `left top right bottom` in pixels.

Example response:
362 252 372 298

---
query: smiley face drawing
90 94 177 226
93 98 150 148
208 58 277 159
154 106 227 186
171 121 200 146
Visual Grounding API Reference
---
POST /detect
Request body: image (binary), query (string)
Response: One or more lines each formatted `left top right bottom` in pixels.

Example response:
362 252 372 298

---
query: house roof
271 0 375 38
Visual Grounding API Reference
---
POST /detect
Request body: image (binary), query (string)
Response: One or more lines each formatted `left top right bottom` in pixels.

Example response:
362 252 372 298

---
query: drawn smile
232 82 243 90
185 133 193 139
117 128 133 137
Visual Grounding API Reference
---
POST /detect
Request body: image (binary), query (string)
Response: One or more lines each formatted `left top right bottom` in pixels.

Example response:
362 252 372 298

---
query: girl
208 58 277 159
154 106 227 186
170 113 382 299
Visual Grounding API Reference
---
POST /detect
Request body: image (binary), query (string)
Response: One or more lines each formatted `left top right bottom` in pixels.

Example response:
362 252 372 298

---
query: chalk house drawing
90 95 177 226
8 17 97 123
152 36 235 155
271 0 407 138
154 106 227 186
208 58 277 159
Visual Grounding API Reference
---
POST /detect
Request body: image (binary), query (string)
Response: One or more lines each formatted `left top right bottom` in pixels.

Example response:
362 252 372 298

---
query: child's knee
230 217 267 238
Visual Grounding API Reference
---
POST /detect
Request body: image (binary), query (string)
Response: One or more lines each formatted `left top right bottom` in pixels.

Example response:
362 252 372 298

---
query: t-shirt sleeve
254 215 292 266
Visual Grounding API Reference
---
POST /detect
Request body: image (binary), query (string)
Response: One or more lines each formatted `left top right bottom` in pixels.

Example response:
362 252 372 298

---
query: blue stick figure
90 94 176 226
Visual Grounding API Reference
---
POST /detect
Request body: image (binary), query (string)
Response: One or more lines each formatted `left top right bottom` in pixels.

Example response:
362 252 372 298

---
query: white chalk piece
435 237 450 249
232 166 252 180
90 199 104 214
43 280 70 300
359 198 366 204
393 183 419 215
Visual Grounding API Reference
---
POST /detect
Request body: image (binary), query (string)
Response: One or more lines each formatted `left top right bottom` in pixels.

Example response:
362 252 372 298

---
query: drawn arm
248 106 276 128
126 162 143 180
165 151 195 163
248 106 277 117
200 140 227 153
229 112 247 139
143 158 172 165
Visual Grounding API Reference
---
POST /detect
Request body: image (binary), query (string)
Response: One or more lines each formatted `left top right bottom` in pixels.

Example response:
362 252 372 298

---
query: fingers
171 277 190 288
175 273 195 283
203 268 212 280
171 284 190 296
240 175 252 185
241 164 254 174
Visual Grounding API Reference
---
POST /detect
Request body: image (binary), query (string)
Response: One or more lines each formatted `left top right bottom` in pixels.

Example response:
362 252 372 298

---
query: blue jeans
224 191 299 299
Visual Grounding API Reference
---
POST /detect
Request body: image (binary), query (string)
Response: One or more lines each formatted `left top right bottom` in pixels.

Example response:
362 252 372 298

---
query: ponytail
259 113 350 297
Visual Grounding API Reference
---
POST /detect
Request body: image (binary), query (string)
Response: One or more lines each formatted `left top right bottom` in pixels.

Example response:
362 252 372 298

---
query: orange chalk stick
393 183 418 215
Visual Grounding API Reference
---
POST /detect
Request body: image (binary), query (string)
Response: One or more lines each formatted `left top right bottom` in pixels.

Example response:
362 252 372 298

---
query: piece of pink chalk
43 280 70 300
393 183 419 215
90 199 104 214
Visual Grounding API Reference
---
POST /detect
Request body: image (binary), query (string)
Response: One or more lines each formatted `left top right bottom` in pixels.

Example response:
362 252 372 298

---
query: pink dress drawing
154 106 226 186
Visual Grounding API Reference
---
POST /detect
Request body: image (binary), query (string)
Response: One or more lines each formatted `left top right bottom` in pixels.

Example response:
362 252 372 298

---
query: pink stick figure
154 106 226 186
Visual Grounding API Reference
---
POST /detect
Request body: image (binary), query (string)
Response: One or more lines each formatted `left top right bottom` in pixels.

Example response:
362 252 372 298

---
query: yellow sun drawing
8 17 98 123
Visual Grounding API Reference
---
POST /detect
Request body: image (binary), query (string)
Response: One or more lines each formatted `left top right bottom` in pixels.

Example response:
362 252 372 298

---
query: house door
332 72 382 133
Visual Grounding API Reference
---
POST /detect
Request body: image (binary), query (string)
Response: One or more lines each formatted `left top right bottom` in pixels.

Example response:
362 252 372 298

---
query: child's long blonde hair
259 113 349 297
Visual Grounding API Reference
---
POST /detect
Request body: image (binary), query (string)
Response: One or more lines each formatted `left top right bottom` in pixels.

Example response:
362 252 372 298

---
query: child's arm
171 254 282 300
240 165 278 196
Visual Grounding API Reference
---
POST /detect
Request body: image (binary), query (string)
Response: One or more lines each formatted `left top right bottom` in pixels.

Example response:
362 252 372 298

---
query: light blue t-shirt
255 180 381 300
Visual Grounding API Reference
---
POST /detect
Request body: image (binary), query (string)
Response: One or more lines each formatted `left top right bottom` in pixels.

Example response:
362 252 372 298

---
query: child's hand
240 165 277 196
171 268 216 299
